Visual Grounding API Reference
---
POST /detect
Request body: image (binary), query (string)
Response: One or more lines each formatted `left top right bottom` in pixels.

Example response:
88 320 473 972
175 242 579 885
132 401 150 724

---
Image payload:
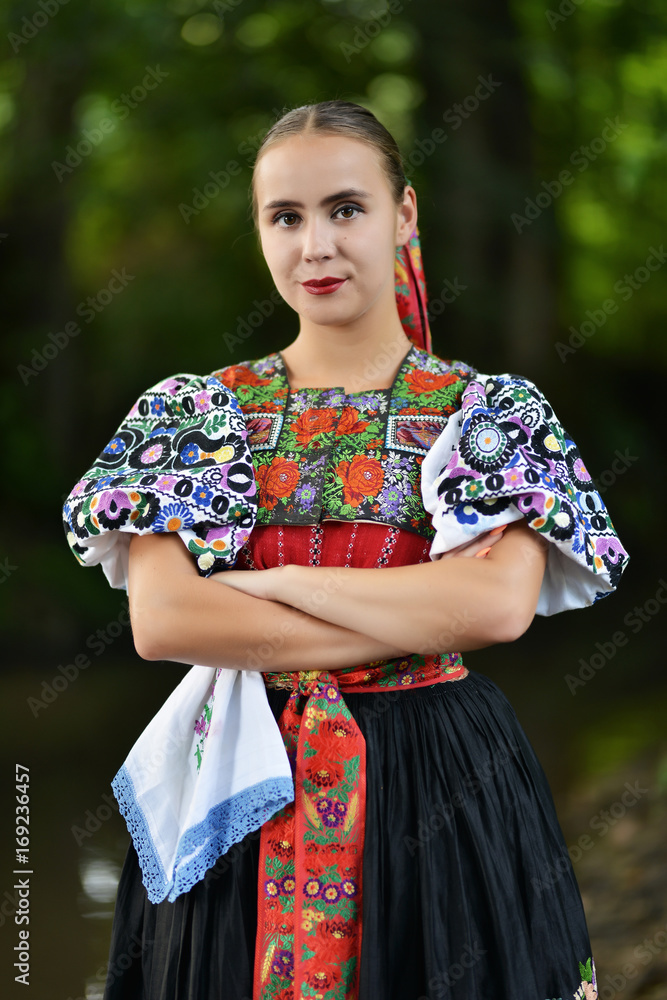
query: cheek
261 236 292 280
355 219 396 258
355 231 397 282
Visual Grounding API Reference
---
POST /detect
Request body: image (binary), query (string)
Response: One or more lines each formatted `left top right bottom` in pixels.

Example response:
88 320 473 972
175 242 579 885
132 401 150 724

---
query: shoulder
210 354 280 392
408 355 551 404
394 348 476 413
408 347 476 381
141 372 210 396
121 371 246 425
420 366 570 503
456 371 565 433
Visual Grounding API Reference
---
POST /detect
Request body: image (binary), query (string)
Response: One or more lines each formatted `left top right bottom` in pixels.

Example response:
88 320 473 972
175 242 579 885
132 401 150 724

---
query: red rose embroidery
335 455 384 506
304 753 345 789
308 719 358 760
404 369 459 393
305 968 339 991
290 409 337 446
256 457 300 511
315 918 355 964
213 364 274 388
335 406 370 436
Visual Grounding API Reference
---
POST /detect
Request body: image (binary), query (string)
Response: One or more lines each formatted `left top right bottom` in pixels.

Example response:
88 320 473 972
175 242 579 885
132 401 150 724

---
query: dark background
1 0 666 997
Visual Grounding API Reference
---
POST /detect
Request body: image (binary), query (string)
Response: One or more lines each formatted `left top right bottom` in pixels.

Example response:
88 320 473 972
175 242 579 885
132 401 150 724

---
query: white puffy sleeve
420 371 629 615
62 372 257 590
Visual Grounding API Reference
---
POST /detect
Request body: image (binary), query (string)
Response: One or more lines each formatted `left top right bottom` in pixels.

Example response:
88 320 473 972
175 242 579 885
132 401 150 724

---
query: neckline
273 344 417 397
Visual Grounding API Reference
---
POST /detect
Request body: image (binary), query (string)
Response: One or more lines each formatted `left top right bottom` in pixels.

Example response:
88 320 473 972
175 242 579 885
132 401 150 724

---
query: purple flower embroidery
140 442 164 464
194 391 211 413
573 457 592 482
155 475 176 491
295 482 317 511
321 883 342 903
95 489 133 519
316 797 348 828
378 484 405 515
271 949 294 979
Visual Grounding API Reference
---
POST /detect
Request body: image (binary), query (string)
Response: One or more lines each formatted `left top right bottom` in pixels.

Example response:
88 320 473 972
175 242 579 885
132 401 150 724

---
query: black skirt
102 671 594 1000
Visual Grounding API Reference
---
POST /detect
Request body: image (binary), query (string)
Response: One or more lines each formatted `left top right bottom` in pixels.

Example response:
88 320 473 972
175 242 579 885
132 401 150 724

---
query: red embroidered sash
253 652 468 1000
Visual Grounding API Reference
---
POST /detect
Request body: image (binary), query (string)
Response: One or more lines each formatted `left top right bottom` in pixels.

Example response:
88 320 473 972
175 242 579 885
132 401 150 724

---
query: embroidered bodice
213 345 473 538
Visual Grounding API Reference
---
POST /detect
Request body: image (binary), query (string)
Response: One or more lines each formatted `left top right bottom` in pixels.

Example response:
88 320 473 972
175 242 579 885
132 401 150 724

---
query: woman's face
254 133 417 331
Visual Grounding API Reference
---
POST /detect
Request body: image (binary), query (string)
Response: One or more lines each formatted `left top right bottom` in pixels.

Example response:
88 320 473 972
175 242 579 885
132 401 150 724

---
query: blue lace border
112 765 295 903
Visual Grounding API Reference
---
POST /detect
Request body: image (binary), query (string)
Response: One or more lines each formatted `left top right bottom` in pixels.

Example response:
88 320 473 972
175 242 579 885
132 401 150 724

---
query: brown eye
277 213 299 227
335 204 362 220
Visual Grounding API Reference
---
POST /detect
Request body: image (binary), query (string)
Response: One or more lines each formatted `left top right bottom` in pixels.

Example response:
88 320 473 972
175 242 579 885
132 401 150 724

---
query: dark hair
251 100 406 227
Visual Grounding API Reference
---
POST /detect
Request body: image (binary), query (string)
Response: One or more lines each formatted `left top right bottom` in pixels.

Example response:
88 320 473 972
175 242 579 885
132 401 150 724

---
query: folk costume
63 231 628 1000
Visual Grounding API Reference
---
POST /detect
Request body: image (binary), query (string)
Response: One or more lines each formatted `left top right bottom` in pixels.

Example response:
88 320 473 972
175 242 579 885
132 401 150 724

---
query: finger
443 524 510 559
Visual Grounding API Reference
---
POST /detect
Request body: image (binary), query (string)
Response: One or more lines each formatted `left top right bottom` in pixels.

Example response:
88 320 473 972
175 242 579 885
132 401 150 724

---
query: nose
301 216 335 263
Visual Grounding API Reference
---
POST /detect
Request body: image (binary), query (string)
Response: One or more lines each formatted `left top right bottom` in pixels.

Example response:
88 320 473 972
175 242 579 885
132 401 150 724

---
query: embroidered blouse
63 341 628 609
213 343 628 613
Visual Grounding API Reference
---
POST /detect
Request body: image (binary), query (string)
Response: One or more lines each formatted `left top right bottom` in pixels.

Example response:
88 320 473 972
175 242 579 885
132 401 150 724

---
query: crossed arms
127 519 548 672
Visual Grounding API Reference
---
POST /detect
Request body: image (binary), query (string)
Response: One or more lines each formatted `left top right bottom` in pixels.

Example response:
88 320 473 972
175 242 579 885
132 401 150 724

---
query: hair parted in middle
250 100 407 227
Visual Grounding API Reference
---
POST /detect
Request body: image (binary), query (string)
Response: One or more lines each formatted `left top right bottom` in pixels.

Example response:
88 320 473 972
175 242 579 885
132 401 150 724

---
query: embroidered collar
214 348 474 537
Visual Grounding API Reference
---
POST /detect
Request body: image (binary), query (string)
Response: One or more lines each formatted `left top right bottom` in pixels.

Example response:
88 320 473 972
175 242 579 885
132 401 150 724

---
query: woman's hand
257 518 549 653
439 523 510 560
214 566 284 602
216 524 514 605
127 533 409 670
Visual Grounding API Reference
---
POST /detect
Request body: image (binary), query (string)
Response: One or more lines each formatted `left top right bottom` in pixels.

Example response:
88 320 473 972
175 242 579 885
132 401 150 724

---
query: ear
395 185 418 247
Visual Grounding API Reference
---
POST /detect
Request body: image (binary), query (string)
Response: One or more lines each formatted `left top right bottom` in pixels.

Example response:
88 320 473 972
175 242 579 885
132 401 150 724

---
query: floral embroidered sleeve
62 372 257 590
420 371 630 615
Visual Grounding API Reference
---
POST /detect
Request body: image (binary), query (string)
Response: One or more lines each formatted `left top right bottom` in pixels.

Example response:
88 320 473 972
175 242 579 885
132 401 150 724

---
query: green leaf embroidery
579 957 592 981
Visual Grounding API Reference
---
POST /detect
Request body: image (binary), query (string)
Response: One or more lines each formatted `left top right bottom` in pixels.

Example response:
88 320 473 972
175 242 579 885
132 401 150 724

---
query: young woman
63 100 628 1000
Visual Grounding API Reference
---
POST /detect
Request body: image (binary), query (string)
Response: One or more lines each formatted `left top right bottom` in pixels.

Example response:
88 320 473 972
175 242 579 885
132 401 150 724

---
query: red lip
302 277 346 287
301 277 347 295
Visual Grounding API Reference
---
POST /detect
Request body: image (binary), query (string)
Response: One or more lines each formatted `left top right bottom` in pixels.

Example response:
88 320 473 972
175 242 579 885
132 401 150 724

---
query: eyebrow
262 188 372 212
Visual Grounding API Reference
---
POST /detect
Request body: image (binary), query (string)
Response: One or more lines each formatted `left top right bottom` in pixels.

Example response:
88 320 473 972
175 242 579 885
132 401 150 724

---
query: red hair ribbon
394 226 432 354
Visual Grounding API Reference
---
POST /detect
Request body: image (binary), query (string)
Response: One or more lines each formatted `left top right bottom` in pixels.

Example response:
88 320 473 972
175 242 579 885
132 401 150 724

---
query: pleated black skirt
102 671 595 1000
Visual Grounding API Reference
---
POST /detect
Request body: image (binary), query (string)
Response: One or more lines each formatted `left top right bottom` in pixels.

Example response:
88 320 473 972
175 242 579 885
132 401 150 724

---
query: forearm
128 535 410 671
271 522 548 654
275 562 496 654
